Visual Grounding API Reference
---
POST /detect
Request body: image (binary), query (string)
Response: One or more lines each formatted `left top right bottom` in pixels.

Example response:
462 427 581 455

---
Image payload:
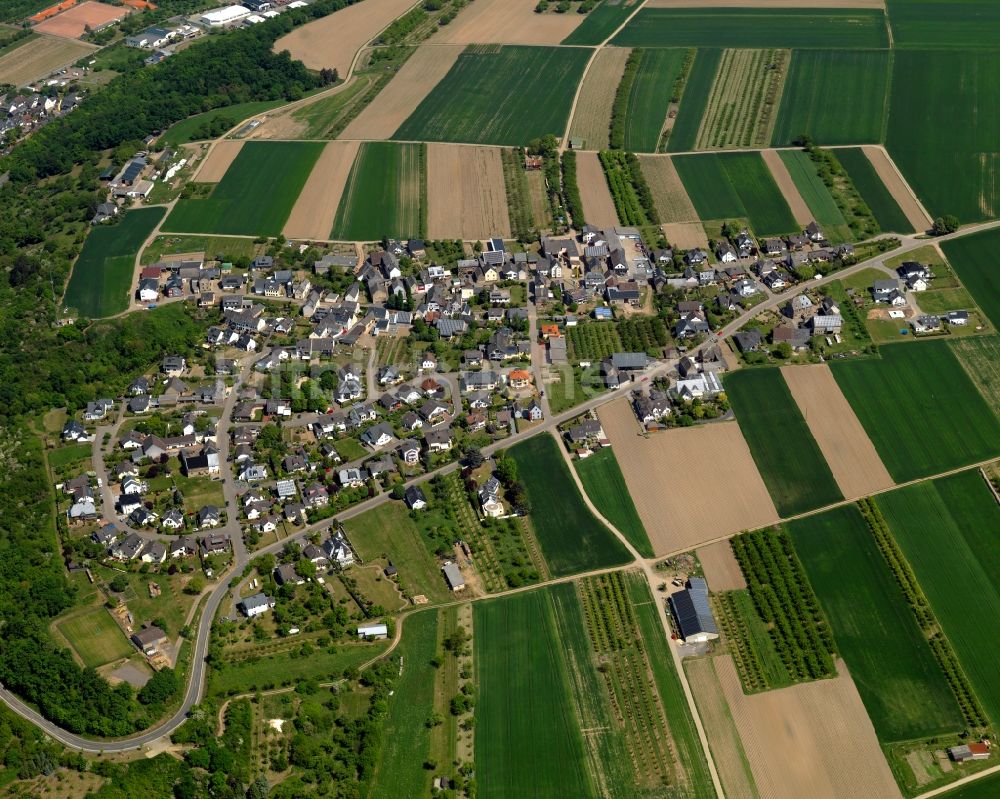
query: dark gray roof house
668 577 718 643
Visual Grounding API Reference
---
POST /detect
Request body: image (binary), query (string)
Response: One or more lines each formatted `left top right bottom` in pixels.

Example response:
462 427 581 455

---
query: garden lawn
673 152 798 236
772 50 889 146
886 50 1000 222
788 505 964 742
475 588 594 799
834 147 913 234
777 150 851 243
877 472 1000 727
613 8 888 49
624 48 686 153
330 142 424 241
667 48 721 153
158 100 284 146
724 368 843 516
509 434 632 576
830 340 1000 482
367 610 438 798
163 141 324 236
394 45 590 146
344 500 453 603
562 0 639 46
207 642 387 697
54 607 133 669
64 207 165 317
942 227 1000 328
574 448 653 557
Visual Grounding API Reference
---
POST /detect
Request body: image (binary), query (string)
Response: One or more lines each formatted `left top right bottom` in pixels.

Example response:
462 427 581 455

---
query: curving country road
5 218 1000 754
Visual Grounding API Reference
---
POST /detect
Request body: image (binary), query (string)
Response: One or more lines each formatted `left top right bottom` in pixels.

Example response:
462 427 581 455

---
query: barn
668 577 719 644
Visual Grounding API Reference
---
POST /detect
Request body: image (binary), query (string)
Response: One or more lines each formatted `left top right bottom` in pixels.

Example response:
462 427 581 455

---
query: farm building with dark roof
668 577 719 644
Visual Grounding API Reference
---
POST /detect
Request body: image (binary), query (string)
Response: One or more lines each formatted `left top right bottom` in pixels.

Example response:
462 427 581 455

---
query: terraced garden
567 321 623 361
714 589 795 693
695 48 788 150
598 150 660 228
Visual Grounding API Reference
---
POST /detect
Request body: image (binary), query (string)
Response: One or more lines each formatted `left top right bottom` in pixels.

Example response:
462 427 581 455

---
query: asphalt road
5 219 1000 752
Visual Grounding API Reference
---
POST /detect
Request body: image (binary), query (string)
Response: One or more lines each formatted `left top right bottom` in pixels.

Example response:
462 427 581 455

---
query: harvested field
426 144 511 240
274 0 417 76
714 655 901 799
432 0 584 45
697 541 746 591
569 47 631 151
35 0 127 38
761 148 811 226
283 141 360 241
576 150 620 227
597 399 778 555
662 222 709 250
637 155 698 222
696 48 789 149
781 364 894 499
340 44 463 140
0 34 94 85
861 145 932 232
684 657 758 799
194 140 244 183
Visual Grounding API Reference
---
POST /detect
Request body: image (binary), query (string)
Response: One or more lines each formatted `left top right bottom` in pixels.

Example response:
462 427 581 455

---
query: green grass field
778 150 852 243
613 8 888 49
509 435 632 576
788 505 964 742
886 50 1000 222
723 369 843 516
834 147 914 234
830 340 1000 482
394 45 590 145
163 141 323 236
158 100 284 146
772 50 889 146
562 0 641 46
673 152 799 236
887 0 1000 49
574 448 653 557
140 234 257 265
933 771 1000 799
54 607 133 669
47 442 92 471
877 471 1000 727
207 642 387 697
344 500 453 603
667 48 721 152
366 610 438 798
330 142 424 241
63 207 165 318
475 588 594 799
623 48 686 153
942 228 1000 328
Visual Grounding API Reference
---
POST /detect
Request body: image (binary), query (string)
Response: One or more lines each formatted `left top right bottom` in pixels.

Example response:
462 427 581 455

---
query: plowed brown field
427 144 511 239
275 0 418 76
432 0 584 45
715 655 901 799
697 541 746 591
569 48 631 151
762 148 812 226
597 399 778 554
194 140 244 182
284 141 360 240
577 151 621 227
340 44 463 140
780 364 894 499
861 146 933 233
639 155 699 222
